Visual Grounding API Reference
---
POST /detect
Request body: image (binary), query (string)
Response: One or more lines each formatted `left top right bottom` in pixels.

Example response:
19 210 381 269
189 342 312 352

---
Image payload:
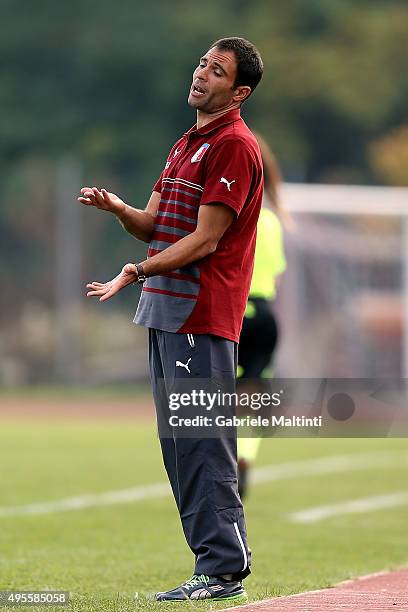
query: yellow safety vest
249 206 286 301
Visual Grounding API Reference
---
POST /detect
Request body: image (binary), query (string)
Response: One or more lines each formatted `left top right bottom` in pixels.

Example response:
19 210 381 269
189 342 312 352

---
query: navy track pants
148 328 251 580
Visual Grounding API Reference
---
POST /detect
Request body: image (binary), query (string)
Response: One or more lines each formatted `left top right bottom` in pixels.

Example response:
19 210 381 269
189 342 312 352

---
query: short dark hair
211 37 263 95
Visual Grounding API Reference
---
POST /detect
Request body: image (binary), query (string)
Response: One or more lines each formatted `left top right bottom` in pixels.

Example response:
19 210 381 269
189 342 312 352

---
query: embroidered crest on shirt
191 143 210 163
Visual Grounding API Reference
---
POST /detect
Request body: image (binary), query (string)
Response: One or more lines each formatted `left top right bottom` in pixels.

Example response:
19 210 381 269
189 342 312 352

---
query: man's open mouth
192 84 206 96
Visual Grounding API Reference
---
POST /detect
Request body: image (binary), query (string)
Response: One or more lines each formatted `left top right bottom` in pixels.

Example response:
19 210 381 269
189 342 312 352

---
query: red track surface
229 569 408 611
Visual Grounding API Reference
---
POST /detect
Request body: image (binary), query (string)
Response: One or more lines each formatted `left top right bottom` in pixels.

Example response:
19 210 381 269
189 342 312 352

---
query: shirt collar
185 108 241 138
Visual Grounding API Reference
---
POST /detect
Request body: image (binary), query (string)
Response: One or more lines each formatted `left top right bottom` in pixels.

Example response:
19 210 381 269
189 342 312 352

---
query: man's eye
214 71 222 77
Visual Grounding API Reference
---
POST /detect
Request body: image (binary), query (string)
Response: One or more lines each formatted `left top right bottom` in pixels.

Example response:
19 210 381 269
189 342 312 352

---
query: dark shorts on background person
239 297 278 378
148 328 251 580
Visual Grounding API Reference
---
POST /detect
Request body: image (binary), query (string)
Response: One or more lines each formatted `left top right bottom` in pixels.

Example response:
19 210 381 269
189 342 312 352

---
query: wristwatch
135 263 146 284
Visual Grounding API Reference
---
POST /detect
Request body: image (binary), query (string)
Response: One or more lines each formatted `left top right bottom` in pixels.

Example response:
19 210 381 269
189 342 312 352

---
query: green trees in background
1 0 407 187
1 0 408 382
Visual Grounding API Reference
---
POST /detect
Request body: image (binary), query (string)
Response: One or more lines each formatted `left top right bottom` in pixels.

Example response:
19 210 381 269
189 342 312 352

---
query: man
78 37 264 602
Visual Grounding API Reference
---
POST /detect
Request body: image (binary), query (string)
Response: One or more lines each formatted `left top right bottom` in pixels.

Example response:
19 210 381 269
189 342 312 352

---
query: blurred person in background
78 37 263 602
237 134 287 499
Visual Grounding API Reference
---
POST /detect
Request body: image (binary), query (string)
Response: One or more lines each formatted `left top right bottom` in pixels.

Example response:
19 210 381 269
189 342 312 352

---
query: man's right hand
78 187 126 216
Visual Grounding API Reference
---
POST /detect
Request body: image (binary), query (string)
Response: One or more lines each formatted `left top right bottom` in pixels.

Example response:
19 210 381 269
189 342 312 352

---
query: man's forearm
116 204 155 243
140 230 216 277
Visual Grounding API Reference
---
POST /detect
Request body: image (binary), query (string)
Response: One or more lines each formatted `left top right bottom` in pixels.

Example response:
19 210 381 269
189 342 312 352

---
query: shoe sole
213 590 248 602
156 590 248 603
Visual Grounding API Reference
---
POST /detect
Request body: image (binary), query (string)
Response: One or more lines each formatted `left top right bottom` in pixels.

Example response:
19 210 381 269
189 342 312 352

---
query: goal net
274 183 408 378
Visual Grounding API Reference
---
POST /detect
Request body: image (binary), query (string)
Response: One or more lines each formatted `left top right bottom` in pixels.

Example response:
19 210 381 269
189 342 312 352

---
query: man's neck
196 104 240 129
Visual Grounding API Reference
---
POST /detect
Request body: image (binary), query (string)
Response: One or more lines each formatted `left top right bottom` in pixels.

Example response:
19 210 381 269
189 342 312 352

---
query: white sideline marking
0 451 407 518
289 491 408 523
251 451 408 484
0 483 171 517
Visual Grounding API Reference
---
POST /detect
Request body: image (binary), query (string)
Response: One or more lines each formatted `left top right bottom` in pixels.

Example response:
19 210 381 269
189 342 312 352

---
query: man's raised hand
86 264 138 302
78 187 126 216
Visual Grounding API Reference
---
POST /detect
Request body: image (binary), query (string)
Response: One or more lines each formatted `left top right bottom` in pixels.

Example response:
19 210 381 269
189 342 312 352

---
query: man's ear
233 85 252 104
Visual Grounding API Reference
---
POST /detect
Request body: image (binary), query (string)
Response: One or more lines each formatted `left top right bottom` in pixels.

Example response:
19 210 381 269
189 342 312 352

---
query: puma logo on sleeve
220 177 236 191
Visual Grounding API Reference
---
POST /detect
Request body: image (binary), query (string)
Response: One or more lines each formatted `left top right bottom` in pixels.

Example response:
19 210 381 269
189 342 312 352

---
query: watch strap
136 263 146 284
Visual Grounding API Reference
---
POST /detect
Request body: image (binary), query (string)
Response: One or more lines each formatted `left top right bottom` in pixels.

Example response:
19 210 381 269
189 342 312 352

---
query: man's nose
195 65 208 80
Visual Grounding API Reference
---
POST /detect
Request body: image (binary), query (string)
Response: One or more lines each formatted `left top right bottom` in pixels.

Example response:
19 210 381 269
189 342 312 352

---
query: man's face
188 47 239 112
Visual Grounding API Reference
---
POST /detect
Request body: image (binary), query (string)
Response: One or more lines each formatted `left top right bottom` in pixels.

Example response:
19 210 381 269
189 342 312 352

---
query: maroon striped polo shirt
134 108 263 343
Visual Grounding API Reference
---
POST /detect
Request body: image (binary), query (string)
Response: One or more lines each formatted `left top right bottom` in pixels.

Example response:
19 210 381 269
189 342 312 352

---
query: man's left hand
86 264 138 302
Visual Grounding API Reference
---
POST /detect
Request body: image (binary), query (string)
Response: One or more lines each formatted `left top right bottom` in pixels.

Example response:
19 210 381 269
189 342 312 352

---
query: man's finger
86 285 106 291
78 197 92 205
81 187 93 194
99 290 116 302
101 189 112 203
86 286 107 293
83 193 97 205
92 187 106 207
86 288 107 297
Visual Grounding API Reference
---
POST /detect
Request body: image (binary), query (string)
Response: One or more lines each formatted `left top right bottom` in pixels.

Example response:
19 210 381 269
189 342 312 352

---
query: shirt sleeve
152 136 185 193
200 138 256 215
152 170 163 193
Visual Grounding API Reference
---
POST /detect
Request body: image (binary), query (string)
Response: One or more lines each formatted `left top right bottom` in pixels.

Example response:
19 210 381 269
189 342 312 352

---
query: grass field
1 391 408 611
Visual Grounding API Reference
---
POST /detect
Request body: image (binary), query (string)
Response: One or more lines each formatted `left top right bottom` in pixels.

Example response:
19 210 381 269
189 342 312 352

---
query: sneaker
155 573 248 601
